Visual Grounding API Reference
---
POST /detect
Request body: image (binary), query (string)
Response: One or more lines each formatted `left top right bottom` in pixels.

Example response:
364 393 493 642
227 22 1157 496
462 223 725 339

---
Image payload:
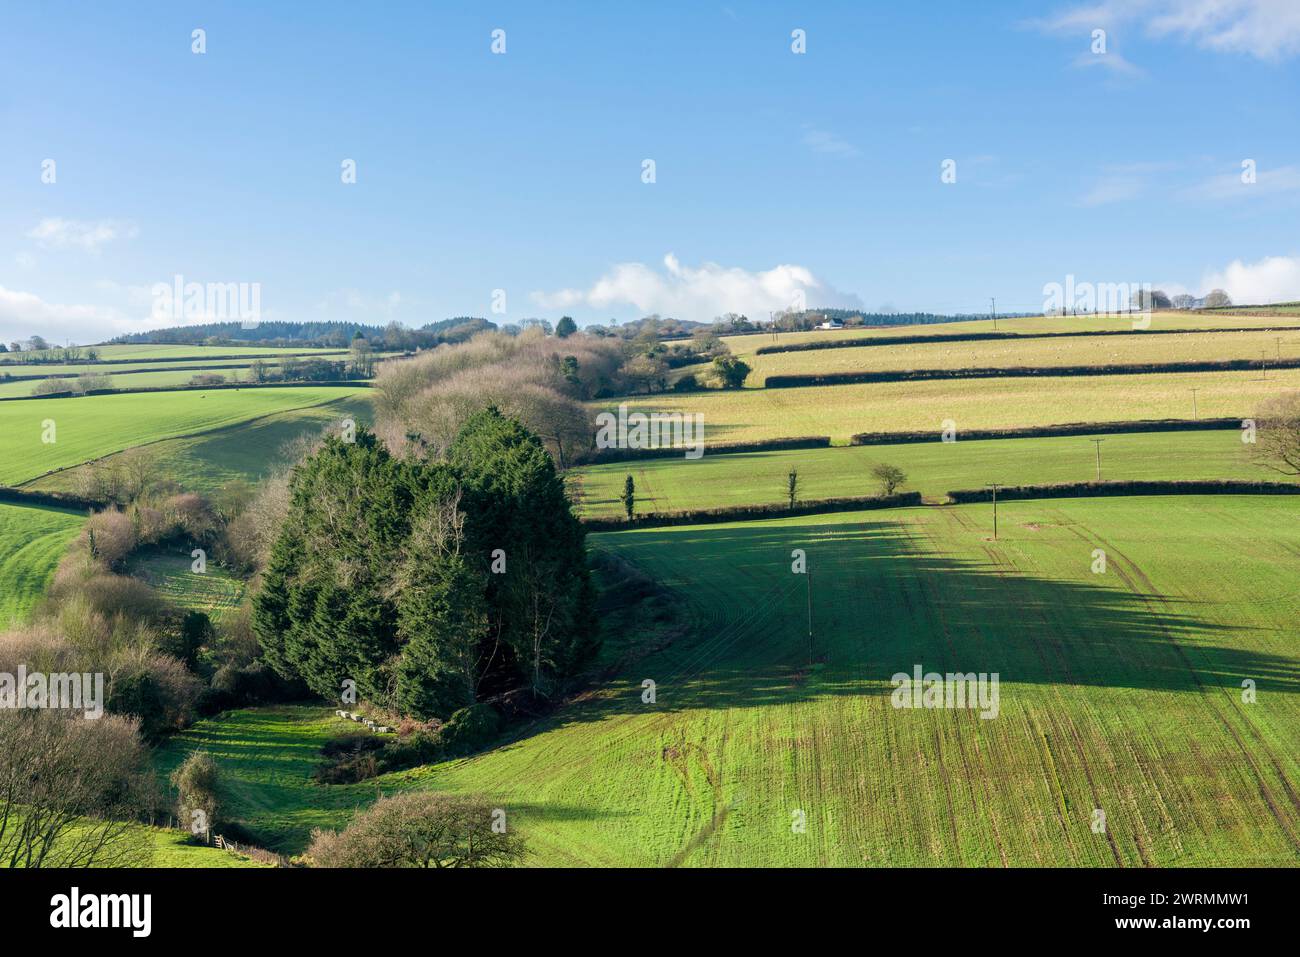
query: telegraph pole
986 483 1001 540
806 560 814 666
1277 336 1283 361
1190 387 1199 419
1261 350 1268 380
1089 438 1105 482
990 297 997 332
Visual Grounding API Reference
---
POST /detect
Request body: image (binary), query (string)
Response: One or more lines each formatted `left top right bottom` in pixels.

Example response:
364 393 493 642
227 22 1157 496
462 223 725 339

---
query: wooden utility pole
1089 438 1105 481
1190 387 1199 419
806 561 814 666
986 483 1001 540
990 297 997 332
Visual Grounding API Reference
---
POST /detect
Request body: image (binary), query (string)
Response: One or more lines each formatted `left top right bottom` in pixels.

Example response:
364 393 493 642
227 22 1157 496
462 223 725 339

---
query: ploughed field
153 497 1300 866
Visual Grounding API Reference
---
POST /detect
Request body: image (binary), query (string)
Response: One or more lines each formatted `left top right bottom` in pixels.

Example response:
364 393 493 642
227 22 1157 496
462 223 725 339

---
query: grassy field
0 344 346 365
0 502 85 626
126 547 245 623
153 706 383 854
29 396 373 496
154 497 1300 865
744 329 1298 386
0 386 367 487
721 311 1300 358
601 367 1300 445
573 428 1286 515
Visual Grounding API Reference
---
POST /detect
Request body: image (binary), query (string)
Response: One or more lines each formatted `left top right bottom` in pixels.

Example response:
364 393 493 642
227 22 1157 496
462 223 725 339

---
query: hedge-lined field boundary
849 417 1240 445
946 480 1300 503
754 325 1300 355
0 380 372 402
0 486 98 511
765 358 1300 389
585 435 831 463
0 350 351 369
582 491 923 530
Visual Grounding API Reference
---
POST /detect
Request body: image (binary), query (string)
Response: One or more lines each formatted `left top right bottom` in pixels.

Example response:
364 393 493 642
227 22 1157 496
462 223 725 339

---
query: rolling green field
0 502 85 626
573 428 1287 515
744 329 1298 386
0 386 367 486
602 367 1300 445
154 497 1300 865
29 396 373 496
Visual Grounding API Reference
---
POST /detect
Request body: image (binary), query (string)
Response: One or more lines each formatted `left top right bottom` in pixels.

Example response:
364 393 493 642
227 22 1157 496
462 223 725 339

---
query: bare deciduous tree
0 711 154 868
1254 392 1300 476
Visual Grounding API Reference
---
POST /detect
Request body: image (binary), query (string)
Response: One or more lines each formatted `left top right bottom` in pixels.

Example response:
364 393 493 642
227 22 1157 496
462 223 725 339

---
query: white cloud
802 128 860 157
26 218 138 252
531 253 861 321
0 284 125 341
1078 161 1177 206
1071 49 1144 75
1033 1 1300 61
1199 255 1300 304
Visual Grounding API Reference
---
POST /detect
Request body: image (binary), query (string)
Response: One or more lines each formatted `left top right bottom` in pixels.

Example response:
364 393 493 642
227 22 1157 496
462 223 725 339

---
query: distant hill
109 318 498 350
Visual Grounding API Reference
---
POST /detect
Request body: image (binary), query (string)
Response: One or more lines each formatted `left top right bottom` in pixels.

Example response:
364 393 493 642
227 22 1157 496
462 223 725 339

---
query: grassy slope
721 311 1300 357
0 502 85 626
1 386 367 486
29 395 373 496
155 498 1300 866
572 429 1288 515
126 548 245 623
598 368 1300 445
744 329 1298 386
425 497 1300 866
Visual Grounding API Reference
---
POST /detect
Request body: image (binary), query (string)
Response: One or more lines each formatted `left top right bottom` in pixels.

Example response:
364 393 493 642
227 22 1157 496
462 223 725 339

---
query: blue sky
2 0 1299 343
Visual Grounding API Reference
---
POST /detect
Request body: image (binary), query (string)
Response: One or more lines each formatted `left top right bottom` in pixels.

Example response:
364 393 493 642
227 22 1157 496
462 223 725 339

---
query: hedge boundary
765 358 1300 389
849 417 1240 445
946 480 1300 503
0 486 99 511
754 325 1300 355
582 491 923 530
585 435 831 463
0 380 371 402
0 349 350 369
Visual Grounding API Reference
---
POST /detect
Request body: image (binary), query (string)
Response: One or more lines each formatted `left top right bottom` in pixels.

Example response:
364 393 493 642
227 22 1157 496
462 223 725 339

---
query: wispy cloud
1031 1 1300 62
1183 163 1300 201
1078 161 1176 206
802 127 860 158
26 218 138 252
531 253 862 321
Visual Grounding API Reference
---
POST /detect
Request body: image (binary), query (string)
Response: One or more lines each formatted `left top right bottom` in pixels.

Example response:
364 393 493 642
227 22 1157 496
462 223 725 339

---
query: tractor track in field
1063 522 1300 854
934 508 1130 864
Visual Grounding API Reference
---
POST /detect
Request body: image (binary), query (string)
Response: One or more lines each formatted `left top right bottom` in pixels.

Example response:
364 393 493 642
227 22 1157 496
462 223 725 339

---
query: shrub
438 703 502 756
306 791 524 868
170 751 219 840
